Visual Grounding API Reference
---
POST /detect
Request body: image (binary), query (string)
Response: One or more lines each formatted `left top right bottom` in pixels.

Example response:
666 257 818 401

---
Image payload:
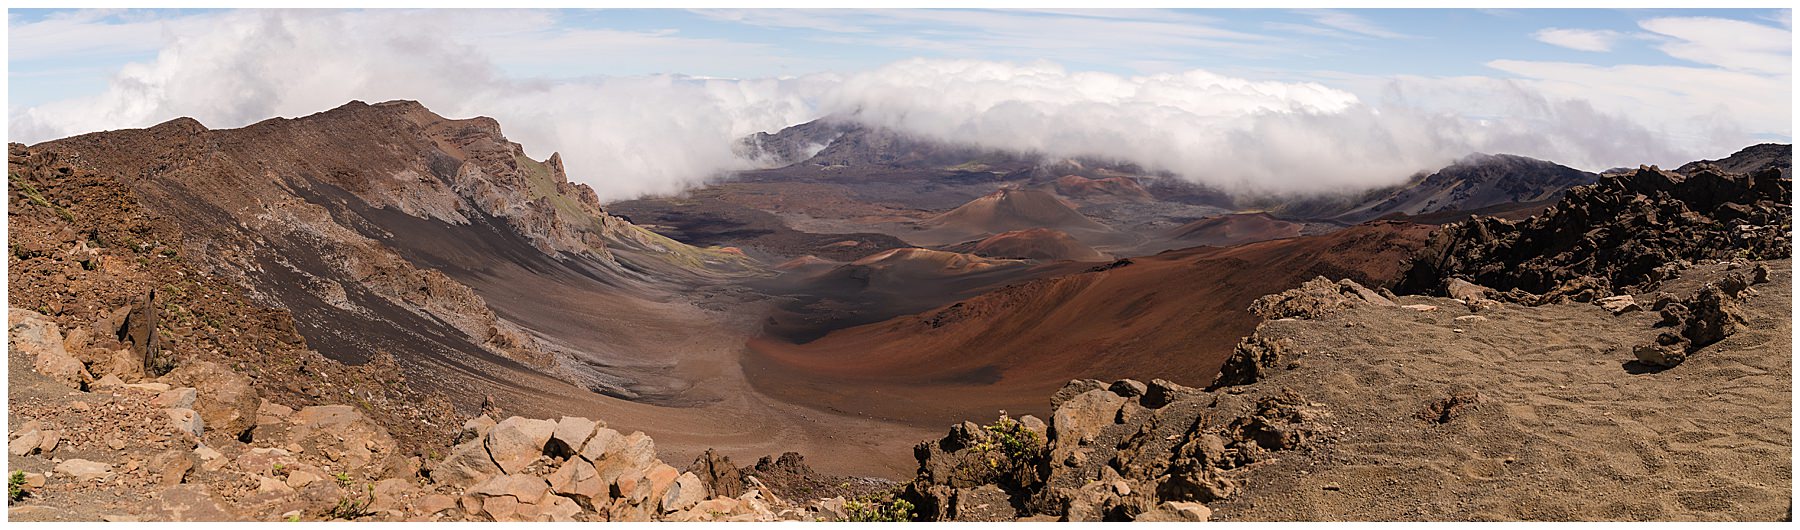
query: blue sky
4 8 1793 200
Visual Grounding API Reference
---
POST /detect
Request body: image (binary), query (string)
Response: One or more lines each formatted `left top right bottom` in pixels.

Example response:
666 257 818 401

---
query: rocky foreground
10 259 1787 521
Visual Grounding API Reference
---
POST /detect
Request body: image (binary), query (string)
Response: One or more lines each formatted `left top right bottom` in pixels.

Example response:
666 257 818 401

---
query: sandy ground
456 295 936 479
1208 260 1792 521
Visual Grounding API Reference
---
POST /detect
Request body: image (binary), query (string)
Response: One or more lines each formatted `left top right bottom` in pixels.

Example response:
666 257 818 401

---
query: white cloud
9 9 823 202
814 59 1727 195
8 9 1788 202
1638 16 1791 74
1531 28 1624 52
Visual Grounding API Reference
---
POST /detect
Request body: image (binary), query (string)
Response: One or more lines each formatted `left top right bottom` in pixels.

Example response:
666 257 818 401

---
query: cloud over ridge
8 9 1788 202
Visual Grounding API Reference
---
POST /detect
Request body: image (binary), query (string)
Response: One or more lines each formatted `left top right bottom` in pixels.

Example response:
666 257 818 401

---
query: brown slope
753 247 1093 344
27 100 759 405
743 220 1434 425
1166 212 1305 247
943 227 1110 261
911 187 1118 246
16 102 947 477
1051 174 1152 201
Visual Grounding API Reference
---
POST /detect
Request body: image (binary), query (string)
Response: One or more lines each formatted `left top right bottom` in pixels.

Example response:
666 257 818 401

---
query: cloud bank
8 9 1790 201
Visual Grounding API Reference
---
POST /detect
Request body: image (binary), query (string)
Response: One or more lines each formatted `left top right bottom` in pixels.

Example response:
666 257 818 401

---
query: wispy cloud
1638 16 1791 74
7 9 183 62
1297 9 1414 39
696 8 1290 69
1531 28 1624 52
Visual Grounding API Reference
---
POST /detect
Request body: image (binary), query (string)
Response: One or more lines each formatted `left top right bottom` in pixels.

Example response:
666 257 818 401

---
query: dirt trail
1210 260 1791 521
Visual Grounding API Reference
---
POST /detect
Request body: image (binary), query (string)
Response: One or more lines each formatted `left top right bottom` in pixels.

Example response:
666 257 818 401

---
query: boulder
594 432 657 486
548 416 598 457
10 308 93 389
1597 295 1639 315
1338 278 1396 307
457 415 497 445
55 458 115 482
414 494 458 516
1052 389 1128 447
165 408 205 438
1137 501 1212 522
163 361 258 437
429 438 501 489
151 450 194 487
1107 379 1148 399
1017 415 1049 443
10 430 43 456
545 458 608 510
1142 379 1196 408
91 373 126 390
465 474 566 521
578 426 624 463
485 417 557 474
1050 379 1107 409
661 472 707 513
1445 278 1489 303
152 387 198 409
286 470 322 489
282 405 397 472
368 478 420 513
1634 334 1688 367
96 348 144 381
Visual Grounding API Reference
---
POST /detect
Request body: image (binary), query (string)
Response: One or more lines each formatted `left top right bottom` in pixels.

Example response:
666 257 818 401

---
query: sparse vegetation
9 471 28 504
978 412 1042 465
11 177 75 223
842 498 915 522
333 471 354 487
325 483 376 520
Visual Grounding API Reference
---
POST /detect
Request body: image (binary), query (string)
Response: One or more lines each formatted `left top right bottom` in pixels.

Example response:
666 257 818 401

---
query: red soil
744 221 1435 425
951 228 1109 261
1167 212 1305 247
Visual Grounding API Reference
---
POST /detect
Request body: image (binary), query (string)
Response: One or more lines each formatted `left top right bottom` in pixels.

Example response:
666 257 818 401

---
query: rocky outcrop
1217 277 1399 388
1402 165 1790 300
900 378 1323 521
687 449 747 499
1631 269 1762 367
1249 277 1393 321
418 413 804 522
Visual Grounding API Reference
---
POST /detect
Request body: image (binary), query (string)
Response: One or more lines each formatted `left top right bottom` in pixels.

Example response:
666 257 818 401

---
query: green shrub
842 498 915 522
9 471 28 504
325 483 375 520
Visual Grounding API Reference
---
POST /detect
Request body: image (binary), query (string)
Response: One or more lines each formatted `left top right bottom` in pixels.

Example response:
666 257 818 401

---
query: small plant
842 498 915 522
334 471 353 487
9 471 28 504
980 412 1042 464
325 483 376 520
285 513 302 522
272 463 288 476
